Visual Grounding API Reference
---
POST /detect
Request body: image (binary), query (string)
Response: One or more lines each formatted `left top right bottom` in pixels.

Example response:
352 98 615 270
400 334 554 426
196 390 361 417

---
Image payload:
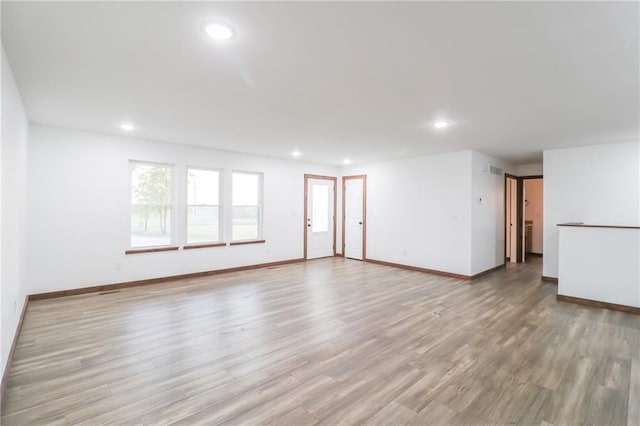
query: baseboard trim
364 258 507 281
29 258 306 301
471 263 506 280
541 276 559 283
1 295 29 409
526 252 543 257
557 294 640 315
363 258 468 280
334 253 344 257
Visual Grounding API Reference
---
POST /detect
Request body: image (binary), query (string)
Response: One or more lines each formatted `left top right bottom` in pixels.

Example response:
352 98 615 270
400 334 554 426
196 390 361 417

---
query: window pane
232 172 262 241
131 205 172 247
187 169 219 205
232 173 259 205
186 168 220 244
130 162 172 248
187 206 219 243
312 184 329 233
232 206 259 240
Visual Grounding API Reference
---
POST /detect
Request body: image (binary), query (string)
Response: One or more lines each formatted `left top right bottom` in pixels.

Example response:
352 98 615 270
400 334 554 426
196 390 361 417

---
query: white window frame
231 171 263 242
129 160 176 249
185 166 223 245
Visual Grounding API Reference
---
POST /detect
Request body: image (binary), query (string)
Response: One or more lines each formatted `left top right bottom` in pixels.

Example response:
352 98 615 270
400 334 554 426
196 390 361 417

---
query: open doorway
505 174 543 263
523 177 543 262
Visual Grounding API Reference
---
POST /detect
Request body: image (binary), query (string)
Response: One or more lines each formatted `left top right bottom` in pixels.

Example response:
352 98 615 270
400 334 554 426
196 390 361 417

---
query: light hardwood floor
2 258 639 425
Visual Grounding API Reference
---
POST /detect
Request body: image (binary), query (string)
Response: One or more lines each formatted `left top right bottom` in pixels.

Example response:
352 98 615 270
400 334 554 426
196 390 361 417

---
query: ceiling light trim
432 120 451 129
120 122 135 131
202 21 235 41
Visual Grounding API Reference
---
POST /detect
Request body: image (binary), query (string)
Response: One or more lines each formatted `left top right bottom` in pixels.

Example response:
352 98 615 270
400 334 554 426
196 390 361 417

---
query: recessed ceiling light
291 151 301 157
203 22 235 41
432 120 450 129
343 159 352 165
120 123 135 131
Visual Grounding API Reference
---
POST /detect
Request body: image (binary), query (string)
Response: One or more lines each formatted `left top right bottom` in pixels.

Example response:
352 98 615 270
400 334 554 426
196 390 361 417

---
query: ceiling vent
490 166 503 176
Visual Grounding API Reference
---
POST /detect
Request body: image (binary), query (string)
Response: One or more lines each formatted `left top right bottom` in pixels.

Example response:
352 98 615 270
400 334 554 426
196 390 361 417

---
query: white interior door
306 178 334 259
509 178 517 262
344 177 364 260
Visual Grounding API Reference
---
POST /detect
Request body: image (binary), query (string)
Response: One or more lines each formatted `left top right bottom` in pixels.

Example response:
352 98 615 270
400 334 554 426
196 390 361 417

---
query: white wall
27 125 338 294
1 45 29 377
524 178 543 254
516 163 543 176
342 150 508 277
543 141 640 278
470 152 510 275
342 152 474 275
343 151 468 276
559 226 640 307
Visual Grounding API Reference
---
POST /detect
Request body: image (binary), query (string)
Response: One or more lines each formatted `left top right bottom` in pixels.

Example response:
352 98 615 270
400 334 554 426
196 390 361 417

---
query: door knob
358 222 363 225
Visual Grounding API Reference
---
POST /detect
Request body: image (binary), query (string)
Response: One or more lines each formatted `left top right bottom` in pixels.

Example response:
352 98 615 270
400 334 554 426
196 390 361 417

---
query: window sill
229 240 266 246
125 246 179 255
183 242 227 250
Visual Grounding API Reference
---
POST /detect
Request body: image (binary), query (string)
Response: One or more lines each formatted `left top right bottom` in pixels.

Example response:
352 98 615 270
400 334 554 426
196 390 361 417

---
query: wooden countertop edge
557 223 640 230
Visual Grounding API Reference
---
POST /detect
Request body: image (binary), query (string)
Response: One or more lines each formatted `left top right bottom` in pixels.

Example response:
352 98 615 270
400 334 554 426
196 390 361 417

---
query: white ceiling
2 1 639 166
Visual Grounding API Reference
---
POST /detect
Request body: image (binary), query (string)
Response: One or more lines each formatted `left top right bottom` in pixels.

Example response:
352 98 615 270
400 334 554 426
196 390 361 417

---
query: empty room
1 1 639 425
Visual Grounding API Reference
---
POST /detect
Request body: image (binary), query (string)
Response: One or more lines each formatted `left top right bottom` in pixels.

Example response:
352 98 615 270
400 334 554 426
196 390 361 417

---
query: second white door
344 176 365 260
306 178 335 259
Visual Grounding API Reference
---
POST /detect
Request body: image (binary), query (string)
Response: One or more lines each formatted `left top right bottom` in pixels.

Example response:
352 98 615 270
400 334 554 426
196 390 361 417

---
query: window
130 161 173 248
187 168 221 244
232 172 262 241
311 183 329 233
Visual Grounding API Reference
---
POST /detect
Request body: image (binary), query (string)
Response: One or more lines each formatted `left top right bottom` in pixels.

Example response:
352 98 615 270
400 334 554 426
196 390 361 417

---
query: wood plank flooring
2 258 639 425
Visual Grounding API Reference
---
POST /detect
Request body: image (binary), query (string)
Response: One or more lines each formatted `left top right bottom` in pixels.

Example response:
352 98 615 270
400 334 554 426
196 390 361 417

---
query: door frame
303 174 337 259
504 173 543 263
504 173 518 263
520 175 543 262
342 175 367 260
